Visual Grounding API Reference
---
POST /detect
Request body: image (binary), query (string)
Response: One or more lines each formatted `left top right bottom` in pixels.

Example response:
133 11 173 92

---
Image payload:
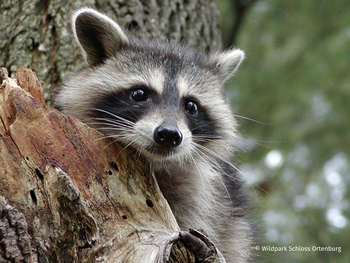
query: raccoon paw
179 229 216 263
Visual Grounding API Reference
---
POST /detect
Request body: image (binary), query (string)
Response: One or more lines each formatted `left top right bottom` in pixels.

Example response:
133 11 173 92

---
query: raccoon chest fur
154 160 252 262
55 8 254 263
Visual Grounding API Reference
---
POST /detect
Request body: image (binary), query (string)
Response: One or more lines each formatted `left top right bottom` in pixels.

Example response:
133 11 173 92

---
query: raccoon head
56 8 244 164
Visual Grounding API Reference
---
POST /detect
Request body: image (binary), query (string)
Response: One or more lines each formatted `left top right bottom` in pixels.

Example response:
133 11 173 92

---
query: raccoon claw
179 229 216 262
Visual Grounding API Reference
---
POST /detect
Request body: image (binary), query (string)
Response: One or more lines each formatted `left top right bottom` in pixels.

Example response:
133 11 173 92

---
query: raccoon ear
72 8 129 66
210 49 245 82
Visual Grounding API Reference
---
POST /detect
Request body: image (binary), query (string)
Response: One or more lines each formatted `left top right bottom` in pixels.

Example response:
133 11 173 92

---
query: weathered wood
0 67 226 262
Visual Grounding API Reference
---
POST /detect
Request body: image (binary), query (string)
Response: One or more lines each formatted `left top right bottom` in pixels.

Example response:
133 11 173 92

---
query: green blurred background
218 0 350 262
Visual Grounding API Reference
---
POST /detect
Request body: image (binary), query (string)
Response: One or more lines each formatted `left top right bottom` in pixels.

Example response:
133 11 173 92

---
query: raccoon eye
131 88 149 101
184 101 198 115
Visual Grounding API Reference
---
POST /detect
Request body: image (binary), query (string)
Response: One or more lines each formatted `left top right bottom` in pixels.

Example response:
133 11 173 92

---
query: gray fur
56 8 254 262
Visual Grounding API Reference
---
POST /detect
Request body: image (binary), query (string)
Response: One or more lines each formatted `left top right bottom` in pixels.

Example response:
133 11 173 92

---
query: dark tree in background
222 0 258 47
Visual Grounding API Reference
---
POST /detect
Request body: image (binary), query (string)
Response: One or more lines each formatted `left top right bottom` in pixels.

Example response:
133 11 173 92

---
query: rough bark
0 0 221 103
0 67 226 262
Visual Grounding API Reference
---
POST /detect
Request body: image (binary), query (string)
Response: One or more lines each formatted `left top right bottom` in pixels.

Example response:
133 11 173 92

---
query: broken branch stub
0 67 226 262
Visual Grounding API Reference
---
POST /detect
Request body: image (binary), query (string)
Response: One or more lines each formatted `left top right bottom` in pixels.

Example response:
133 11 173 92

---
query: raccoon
55 8 254 262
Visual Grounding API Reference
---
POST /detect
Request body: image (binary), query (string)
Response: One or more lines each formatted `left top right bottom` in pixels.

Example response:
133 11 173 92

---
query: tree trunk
0 0 221 104
0 67 226 262
0 1 227 261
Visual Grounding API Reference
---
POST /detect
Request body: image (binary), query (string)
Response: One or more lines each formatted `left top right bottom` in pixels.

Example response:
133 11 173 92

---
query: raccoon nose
154 125 183 148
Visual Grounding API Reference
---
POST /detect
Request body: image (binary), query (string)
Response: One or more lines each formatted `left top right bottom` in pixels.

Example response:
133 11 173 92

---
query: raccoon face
56 8 245 163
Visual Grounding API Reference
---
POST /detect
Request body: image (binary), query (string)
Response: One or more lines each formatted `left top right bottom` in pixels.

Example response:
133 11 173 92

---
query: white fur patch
145 68 165 95
177 76 189 98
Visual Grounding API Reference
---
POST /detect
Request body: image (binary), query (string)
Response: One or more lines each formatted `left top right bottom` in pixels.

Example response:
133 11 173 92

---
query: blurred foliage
218 0 350 262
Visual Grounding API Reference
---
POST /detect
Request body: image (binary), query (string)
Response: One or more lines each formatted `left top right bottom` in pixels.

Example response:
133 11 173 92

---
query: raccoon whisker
193 138 217 145
103 138 121 150
193 143 244 177
114 140 137 160
93 108 135 126
135 147 144 161
192 134 223 139
125 111 142 121
103 137 135 155
193 143 232 165
91 119 135 130
199 154 238 184
192 147 246 212
90 122 134 133
192 145 236 203
93 133 134 142
95 127 134 133
192 147 226 181
93 117 133 128
192 135 223 143
187 150 222 209
232 114 270 125
94 118 134 129
189 113 234 133
188 155 229 220
187 151 207 191
191 149 219 187
93 134 119 141
107 109 140 121
89 132 125 150
100 133 141 159
84 120 132 130
93 125 134 135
